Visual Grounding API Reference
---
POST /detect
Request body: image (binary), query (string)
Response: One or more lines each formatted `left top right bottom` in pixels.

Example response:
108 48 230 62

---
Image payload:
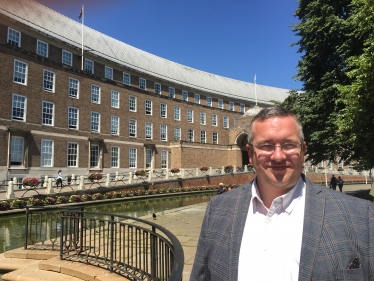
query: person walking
329 174 337 190
56 170 63 188
337 176 344 192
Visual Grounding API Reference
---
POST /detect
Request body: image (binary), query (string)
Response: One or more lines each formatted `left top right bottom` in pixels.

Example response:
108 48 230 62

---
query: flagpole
81 5 84 70
254 74 257 105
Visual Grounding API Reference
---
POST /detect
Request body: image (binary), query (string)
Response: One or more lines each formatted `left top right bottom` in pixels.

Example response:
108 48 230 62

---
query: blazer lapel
298 176 326 280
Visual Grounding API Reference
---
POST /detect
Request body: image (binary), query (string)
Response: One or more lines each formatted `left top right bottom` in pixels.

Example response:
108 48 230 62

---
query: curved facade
0 0 289 181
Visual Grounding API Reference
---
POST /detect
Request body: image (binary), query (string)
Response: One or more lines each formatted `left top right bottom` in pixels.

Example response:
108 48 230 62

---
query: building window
68 107 79 129
12 94 26 121
145 122 153 139
111 90 119 108
37 39 48 57
168 87 175 98
129 119 137 137
41 139 54 167
43 69 55 92
160 124 167 141
206 97 212 107
218 99 223 109
212 132 218 144
129 96 137 112
182 90 188 101
90 144 100 168
234 118 238 128
105 66 113 80
200 112 206 125
187 129 194 142
42 101 54 126
240 103 245 113
200 130 206 143
174 106 180 121
91 85 100 104
123 72 130 85
10 136 24 166
62 50 72 66
111 146 119 168
161 150 168 169
223 116 229 128
84 58 94 74
160 103 167 118
67 142 78 167
8 28 21 47
129 148 137 168
68 78 79 98
111 115 119 135
145 99 152 115
154 82 161 94
174 127 181 141
212 114 217 126
187 109 193 123
229 101 234 111
146 149 152 169
194 94 200 104
90 112 100 133
13 60 28 85
139 78 146 90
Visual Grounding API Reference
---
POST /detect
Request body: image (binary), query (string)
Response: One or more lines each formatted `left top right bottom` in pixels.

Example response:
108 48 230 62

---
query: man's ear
246 143 253 164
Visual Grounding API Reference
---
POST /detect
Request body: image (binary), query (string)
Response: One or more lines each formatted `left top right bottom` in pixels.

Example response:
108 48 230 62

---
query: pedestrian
190 106 374 280
56 170 63 187
330 174 337 190
337 176 344 192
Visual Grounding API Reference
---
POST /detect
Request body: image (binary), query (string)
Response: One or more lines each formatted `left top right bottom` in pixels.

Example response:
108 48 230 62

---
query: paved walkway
0 183 372 281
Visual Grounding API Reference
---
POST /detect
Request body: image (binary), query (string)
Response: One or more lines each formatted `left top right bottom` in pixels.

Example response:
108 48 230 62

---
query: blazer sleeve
369 202 374 279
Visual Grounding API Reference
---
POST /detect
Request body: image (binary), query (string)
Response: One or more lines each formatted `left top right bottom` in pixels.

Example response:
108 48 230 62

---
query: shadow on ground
346 189 373 202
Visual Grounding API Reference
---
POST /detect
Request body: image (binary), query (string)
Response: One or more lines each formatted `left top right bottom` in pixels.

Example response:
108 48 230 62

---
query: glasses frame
250 142 302 155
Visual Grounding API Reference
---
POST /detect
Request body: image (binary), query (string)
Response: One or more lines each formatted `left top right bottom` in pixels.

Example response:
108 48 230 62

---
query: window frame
194 94 200 104
10 136 24 167
13 59 28 85
145 99 153 115
187 109 193 123
240 103 245 113
110 146 120 168
160 103 167 118
111 115 120 135
218 99 223 109
62 50 72 66
8 27 21 47
145 149 152 169
187 129 194 142
37 39 49 57
90 144 100 168
43 69 55 93
200 112 206 125
129 119 137 138
84 58 94 74
168 87 175 98
129 147 137 168
105 66 113 80
229 101 235 111
68 77 79 98
40 139 54 167
223 116 229 128
182 90 188 101
91 84 101 104
206 96 212 107
68 106 79 130
200 130 206 143
161 150 168 169
145 122 153 140
139 78 146 90
90 111 100 133
174 106 181 121
174 127 181 141
154 82 161 94
12 94 27 122
212 114 217 127
212 132 218 144
160 124 167 141
42 101 55 126
67 142 78 167
111 90 119 108
129 95 137 112
123 72 131 85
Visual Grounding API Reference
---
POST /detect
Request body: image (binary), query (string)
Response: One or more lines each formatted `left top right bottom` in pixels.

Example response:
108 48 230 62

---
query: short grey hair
247 106 304 144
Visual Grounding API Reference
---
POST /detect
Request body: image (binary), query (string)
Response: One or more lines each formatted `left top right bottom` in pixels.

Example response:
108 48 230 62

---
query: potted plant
56 195 68 204
0 201 9 211
170 168 180 174
224 165 234 173
200 166 209 172
69 194 81 202
43 197 56 205
27 197 41 206
81 194 92 201
22 177 41 188
88 173 103 182
135 170 147 177
10 199 25 208
92 193 102 200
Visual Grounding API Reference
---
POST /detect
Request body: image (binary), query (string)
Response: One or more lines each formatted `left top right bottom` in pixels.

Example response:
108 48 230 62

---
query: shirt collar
251 177 305 214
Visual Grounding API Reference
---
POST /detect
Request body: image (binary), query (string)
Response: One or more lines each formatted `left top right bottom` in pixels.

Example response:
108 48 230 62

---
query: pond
0 192 215 255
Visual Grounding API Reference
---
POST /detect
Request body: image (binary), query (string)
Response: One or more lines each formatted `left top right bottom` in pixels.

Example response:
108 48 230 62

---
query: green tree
338 0 374 170
283 0 363 165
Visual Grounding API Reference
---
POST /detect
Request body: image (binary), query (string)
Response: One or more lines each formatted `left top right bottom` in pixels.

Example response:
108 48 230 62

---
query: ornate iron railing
24 206 184 281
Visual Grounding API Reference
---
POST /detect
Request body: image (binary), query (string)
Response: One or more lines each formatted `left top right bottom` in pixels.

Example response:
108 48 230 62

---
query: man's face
246 116 306 192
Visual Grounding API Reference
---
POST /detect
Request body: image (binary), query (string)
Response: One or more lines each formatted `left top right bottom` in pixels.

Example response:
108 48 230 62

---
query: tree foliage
282 0 365 165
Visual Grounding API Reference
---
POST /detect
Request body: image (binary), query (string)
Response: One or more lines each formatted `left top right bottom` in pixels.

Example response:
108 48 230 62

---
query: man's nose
271 145 286 160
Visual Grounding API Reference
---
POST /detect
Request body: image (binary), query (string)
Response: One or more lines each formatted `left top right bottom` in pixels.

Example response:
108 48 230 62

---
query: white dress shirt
238 177 306 281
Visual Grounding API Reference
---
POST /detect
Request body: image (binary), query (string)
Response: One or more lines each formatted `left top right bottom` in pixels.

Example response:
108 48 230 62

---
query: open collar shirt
238 177 306 281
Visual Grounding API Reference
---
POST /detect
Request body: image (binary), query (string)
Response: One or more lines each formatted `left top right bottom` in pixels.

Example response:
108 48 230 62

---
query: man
190 106 374 280
330 174 337 190
337 176 344 192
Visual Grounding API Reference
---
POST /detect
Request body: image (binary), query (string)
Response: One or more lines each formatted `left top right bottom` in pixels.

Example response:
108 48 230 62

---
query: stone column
6 181 15 199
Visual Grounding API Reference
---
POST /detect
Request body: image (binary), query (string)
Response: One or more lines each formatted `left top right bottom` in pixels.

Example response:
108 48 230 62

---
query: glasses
251 142 302 155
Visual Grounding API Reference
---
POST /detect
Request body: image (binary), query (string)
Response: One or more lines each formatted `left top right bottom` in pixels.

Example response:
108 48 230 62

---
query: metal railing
24 206 184 281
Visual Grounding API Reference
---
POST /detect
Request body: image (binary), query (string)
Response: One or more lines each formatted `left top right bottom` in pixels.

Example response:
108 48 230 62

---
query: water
0 192 215 255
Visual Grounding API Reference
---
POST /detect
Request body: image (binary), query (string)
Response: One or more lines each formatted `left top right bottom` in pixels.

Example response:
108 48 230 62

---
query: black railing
24 206 184 281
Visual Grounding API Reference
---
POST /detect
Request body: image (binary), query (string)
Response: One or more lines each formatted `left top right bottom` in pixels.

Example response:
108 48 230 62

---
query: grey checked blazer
190 174 374 281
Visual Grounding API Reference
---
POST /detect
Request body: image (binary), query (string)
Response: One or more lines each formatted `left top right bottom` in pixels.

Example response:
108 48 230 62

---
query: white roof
0 0 290 105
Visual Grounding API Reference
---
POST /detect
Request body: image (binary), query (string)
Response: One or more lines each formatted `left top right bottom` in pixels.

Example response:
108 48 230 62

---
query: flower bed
135 170 147 177
200 167 209 172
88 173 103 182
170 168 180 174
224 165 233 173
22 177 41 188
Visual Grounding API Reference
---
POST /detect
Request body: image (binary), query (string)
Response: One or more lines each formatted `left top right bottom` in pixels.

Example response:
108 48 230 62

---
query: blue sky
37 0 302 90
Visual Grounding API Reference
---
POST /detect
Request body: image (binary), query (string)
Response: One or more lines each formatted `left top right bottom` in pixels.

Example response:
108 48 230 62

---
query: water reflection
0 192 215 254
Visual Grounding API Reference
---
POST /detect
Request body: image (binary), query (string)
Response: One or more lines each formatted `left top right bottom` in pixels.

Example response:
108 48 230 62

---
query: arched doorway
236 133 249 166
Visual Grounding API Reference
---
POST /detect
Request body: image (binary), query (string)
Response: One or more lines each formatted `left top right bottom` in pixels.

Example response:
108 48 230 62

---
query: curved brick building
0 0 290 181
